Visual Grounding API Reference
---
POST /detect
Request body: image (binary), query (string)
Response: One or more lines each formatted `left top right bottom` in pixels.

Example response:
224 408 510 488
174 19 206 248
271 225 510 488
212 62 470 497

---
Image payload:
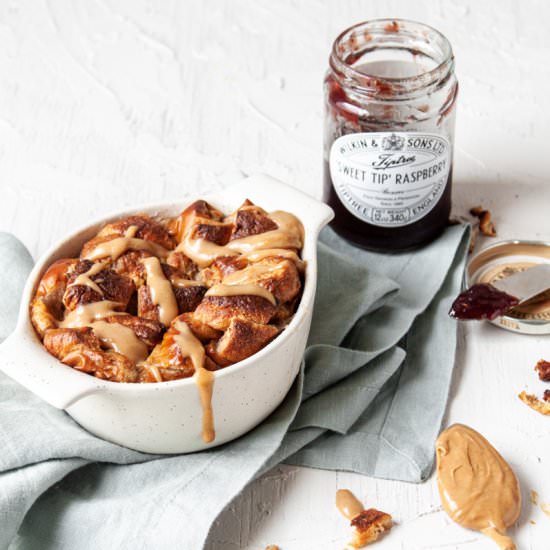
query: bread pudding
30 199 304 442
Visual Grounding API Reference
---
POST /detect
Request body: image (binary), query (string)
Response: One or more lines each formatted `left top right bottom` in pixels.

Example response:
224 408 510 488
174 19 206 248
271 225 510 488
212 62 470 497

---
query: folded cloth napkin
0 225 469 550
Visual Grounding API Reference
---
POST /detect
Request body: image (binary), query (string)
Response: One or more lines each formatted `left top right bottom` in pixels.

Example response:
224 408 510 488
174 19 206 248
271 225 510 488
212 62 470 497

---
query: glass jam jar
323 19 458 251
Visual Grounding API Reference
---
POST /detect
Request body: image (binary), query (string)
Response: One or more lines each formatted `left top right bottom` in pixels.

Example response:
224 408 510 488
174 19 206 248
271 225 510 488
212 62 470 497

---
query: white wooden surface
1 1 549 548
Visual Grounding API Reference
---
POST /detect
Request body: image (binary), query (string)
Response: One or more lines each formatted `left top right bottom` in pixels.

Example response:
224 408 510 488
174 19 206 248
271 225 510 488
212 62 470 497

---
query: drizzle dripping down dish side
29 195 305 445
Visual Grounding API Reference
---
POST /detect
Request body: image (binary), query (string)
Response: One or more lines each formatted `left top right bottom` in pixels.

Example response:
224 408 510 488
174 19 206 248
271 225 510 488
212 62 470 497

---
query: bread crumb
470 206 497 237
519 391 550 415
349 508 393 548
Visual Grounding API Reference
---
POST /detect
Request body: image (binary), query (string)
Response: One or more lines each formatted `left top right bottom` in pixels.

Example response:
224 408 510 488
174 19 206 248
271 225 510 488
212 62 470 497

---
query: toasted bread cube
43 327 138 383
206 318 279 366
193 295 276 331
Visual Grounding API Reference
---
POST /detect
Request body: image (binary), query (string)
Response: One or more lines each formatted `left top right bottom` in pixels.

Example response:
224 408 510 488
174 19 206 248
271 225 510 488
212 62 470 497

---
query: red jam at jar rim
449 283 520 321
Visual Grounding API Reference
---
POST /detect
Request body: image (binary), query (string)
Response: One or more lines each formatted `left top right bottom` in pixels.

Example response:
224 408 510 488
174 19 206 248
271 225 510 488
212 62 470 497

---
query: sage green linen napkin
0 225 469 550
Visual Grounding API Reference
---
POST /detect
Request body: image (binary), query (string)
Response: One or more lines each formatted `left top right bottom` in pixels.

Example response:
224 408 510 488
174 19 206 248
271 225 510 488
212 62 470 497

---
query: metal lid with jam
467 240 550 334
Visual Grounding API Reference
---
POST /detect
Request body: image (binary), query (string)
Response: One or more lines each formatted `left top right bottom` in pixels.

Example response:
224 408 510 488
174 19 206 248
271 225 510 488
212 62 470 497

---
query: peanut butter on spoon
436 424 521 550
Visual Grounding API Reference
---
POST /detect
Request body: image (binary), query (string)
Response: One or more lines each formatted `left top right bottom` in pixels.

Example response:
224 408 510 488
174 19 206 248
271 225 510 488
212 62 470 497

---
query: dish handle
0 332 104 409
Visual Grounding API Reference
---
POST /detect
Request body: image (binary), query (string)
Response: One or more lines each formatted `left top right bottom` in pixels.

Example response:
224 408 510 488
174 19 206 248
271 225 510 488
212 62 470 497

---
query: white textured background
2 1 550 549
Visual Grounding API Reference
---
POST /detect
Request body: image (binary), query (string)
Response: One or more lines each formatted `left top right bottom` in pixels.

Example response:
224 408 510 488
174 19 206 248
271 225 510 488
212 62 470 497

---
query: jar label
329 132 451 227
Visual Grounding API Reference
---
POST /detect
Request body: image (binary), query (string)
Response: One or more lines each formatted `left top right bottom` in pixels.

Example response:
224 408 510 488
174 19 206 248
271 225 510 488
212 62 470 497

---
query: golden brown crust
113 250 152 287
35 258 78 299
177 312 222 343
30 297 60 337
206 319 279 366
172 200 225 243
200 256 249 287
194 295 277 331
165 250 199 279
43 327 138 383
30 258 79 337
243 258 301 304
350 508 393 548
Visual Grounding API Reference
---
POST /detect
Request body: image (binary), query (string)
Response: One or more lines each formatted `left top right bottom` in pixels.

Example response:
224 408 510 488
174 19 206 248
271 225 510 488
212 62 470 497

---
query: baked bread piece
63 260 135 311
140 316 219 382
194 295 277 331
519 391 550 415
170 200 227 243
81 214 174 262
206 318 279 366
227 200 278 240
30 258 79 336
200 256 249 287
44 327 138 383
95 214 176 250
137 260 206 323
349 508 393 547
31 199 304 383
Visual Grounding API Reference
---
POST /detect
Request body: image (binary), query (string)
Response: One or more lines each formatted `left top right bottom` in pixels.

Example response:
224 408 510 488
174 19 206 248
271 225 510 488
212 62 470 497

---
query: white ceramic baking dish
0 175 333 454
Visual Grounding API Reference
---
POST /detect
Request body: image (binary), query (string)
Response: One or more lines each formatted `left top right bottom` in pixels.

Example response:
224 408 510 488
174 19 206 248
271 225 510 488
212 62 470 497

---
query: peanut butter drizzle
226 211 304 253
175 210 304 268
336 489 364 520
222 260 285 286
172 320 215 443
243 248 305 270
91 320 148 363
69 261 107 295
211 260 284 305
205 283 276 305
60 300 148 363
141 256 178 326
83 226 169 262
436 424 521 550
169 276 204 287
175 235 239 268
60 300 124 327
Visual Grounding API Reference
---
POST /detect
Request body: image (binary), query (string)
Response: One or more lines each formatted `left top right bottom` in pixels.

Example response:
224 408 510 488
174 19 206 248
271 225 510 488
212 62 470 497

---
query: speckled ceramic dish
0 175 334 453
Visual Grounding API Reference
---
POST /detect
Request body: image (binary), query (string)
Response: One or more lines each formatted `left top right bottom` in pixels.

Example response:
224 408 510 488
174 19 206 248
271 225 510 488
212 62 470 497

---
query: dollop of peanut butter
436 424 521 550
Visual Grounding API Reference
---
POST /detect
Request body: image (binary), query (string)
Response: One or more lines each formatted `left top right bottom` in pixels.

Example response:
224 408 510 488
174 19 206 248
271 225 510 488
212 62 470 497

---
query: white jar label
329 132 451 227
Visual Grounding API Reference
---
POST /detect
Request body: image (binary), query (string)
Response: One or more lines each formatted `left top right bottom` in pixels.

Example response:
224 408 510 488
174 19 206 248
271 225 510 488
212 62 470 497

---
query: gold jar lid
467 240 550 334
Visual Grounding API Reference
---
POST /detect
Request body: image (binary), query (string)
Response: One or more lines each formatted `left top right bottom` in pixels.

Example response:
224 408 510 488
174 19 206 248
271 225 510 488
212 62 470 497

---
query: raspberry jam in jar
323 19 458 250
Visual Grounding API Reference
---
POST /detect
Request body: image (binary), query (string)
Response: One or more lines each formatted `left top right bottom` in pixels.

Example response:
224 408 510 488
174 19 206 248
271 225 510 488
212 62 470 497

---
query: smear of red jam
449 283 519 321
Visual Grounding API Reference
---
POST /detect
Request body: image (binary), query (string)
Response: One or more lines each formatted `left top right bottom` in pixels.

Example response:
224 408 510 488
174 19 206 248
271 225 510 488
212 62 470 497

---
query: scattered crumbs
529 519 536 525
470 206 496 237
518 391 550 416
535 358 550 381
531 490 539 505
541 503 550 518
